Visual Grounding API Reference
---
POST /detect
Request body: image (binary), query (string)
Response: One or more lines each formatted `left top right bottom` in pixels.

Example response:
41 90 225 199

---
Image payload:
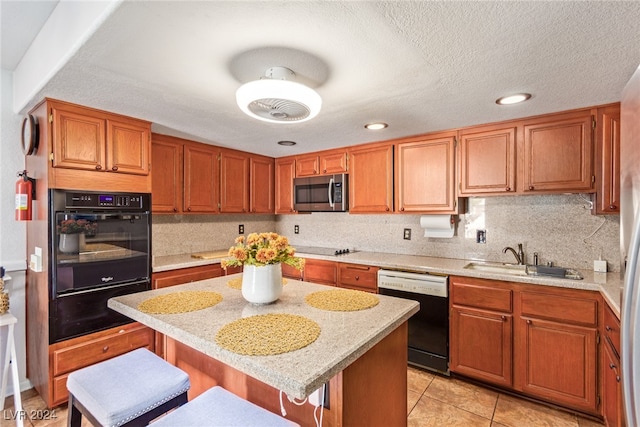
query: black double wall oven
49 190 151 343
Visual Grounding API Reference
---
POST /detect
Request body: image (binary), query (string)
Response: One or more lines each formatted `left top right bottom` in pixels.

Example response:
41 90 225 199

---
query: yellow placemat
305 289 380 311
138 291 223 314
227 276 288 290
215 314 320 356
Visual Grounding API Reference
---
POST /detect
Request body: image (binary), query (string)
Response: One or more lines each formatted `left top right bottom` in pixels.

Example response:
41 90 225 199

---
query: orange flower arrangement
221 232 305 270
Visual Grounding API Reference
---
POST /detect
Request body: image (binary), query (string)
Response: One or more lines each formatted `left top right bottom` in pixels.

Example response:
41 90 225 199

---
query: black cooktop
293 246 354 256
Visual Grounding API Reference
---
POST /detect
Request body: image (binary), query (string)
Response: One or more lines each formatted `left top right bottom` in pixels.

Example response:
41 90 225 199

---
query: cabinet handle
385 207 390 212
609 205 617 210
501 315 507 321
95 165 103 171
103 346 109 352
610 363 616 369
112 166 118 172
400 207 405 211
529 186 534 190
506 187 511 191
323 169 326 173
173 208 178 212
355 276 360 280
187 207 192 212
616 376 621 382
118 329 125 334
605 325 612 331
527 319 532 324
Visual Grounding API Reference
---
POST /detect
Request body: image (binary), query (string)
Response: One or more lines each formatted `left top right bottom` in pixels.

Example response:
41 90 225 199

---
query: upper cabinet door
522 112 594 193
250 156 275 213
459 126 516 195
184 143 219 213
220 150 250 213
395 133 457 213
320 150 348 174
151 136 183 213
275 157 297 214
594 104 620 214
348 143 394 213
296 154 319 177
52 106 106 171
106 119 151 175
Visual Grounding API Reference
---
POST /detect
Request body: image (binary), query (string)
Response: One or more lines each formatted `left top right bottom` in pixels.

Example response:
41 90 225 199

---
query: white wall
0 68 31 396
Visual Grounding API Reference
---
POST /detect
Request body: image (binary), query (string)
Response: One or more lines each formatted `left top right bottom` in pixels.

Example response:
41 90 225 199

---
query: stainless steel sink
463 261 528 276
463 261 583 280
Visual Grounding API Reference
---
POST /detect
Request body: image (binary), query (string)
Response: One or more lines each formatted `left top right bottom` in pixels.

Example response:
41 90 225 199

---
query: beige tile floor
2 366 605 427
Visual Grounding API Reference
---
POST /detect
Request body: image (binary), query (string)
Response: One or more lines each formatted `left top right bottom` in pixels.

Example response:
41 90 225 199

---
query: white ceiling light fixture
496 93 532 105
364 122 388 130
236 66 322 124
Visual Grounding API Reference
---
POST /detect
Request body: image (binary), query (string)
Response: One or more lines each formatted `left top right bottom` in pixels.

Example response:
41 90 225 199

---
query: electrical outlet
403 228 411 240
294 225 299 234
476 229 486 244
238 224 244 234
308 388 322 407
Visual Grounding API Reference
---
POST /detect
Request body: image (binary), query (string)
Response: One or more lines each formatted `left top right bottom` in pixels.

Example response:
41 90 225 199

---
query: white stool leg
1 322 24 427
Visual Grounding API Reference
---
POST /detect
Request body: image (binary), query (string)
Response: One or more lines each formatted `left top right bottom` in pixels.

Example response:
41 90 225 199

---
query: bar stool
152 386 299 427
1 312 24 427
66 348 190 427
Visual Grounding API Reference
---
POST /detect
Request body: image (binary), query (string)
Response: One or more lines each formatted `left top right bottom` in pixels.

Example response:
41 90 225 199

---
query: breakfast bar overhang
108 274 419 427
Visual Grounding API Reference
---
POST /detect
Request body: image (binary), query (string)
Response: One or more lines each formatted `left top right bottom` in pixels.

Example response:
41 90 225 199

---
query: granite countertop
109 275 419 399
153 250 624 316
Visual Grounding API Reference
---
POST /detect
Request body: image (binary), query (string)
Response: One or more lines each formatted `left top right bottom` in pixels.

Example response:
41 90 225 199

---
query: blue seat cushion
67 348 190 427
152 386 299 427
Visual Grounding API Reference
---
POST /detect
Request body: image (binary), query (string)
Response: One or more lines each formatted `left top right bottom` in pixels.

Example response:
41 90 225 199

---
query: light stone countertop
153 250 624 317
108 274 419 399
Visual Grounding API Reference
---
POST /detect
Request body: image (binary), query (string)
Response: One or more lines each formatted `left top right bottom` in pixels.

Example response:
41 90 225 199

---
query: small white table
1 312 24 427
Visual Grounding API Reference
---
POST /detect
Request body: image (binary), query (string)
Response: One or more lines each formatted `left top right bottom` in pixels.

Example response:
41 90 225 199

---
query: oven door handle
56 279 149 298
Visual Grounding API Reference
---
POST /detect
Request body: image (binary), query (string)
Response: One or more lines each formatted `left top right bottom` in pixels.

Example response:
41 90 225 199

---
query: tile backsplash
153 194 621 272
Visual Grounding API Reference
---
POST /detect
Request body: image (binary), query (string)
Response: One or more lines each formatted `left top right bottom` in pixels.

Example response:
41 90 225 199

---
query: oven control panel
64 191 149 210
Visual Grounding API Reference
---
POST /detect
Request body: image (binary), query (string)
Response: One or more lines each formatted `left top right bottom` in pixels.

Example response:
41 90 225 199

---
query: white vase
59 233 80 254
241 263 283 304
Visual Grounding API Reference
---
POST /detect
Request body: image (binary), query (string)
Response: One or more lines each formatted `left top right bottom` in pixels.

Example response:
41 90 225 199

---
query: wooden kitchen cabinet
449 277 601 416
151 135 183 213
303 258 338 286
450 277 513 388
522 110 594 193
282 262 303 280
296 149 348 177
152 264 224 289
337 263 378 293
183 142 220 213
250 155 275 213
219 149 250 213
517 288 599 414
603 303 625 427
348 142 394 213
395 132 457 213
275 156 297 214
49 322 154 407
593 103 621 214
458 125 517 195
51 100 151 176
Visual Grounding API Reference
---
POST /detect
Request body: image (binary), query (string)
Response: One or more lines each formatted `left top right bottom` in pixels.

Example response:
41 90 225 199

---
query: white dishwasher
378 269 449 375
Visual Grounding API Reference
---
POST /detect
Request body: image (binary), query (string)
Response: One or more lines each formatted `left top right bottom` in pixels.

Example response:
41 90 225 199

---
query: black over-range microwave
293 173 348 212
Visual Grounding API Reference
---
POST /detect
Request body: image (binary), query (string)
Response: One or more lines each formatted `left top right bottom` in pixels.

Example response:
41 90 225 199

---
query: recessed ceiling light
496 93 532 105
364 122 388 130
277 140 297 146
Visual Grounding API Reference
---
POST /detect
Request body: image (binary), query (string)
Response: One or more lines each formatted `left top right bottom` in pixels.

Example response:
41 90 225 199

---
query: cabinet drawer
52 325 154 376
153 264 222 289
304 259 337 285
282 263 303 280
604 303 621 357
520 291 598 326
338 263 379 292
451 278 512 312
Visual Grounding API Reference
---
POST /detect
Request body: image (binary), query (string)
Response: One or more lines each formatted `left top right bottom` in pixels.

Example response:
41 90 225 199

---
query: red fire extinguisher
15 170 33 221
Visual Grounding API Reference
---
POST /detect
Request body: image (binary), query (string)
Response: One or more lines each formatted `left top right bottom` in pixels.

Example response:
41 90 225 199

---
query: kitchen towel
420 215 455 238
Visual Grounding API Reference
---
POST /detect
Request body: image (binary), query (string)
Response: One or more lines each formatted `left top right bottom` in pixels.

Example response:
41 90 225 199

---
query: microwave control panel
334 182 343 202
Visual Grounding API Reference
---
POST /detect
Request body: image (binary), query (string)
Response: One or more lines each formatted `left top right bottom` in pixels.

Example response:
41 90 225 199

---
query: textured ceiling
7 1 640 158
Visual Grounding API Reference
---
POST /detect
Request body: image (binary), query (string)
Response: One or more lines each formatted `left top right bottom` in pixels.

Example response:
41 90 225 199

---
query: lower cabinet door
518 317 598 414
450 306 512 387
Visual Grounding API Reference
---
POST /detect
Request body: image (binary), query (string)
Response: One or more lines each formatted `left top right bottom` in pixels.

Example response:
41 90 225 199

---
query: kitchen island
109 274 419 427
